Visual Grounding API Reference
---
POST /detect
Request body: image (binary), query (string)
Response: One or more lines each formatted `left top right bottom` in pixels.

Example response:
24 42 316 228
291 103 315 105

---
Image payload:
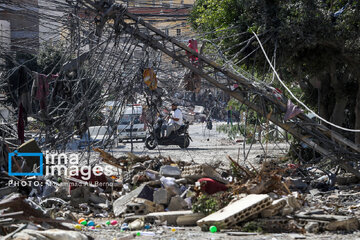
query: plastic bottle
136 232 156 236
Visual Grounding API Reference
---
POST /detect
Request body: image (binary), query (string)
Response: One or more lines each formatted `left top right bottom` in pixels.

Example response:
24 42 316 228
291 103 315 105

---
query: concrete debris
261 198 287 218
128 218 145 230
197 194 272 229
2 146 360 239
159 165 181 178
153 188 171 205
176 212 205 226
10 229 89 240
295 213 359 231
168 196 189 211
182 164 228 184
147 210 197 225
113 183 150 217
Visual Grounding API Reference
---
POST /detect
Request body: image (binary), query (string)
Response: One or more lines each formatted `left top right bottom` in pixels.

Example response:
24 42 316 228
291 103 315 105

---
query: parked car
117 105 147 142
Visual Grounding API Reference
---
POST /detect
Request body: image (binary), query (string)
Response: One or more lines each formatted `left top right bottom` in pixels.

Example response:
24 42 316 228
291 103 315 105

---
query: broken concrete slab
295 213 359 231
113 183 152 217
261 197 287 218
182 164 228 184
176 212 205 226
126 198 163 215
197 194 272 228
147 210 195 225
159 165 181 178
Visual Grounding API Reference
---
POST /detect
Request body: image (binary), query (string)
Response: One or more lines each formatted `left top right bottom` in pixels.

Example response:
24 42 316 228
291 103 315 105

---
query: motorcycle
145 116 192 150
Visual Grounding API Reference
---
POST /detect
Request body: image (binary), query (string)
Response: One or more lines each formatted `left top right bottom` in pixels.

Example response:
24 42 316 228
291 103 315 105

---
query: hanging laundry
187 39 198 63
37 74 49 110
143 68 157 90
284 99 303 121
31 72 58 111
17 103 25 144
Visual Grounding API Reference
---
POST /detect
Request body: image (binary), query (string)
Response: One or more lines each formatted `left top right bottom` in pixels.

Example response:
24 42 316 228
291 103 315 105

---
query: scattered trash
1 146 360 240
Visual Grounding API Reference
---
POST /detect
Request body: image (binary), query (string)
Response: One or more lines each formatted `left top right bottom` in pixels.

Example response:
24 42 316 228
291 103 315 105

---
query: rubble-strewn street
2 0 360 239
2 123 360 239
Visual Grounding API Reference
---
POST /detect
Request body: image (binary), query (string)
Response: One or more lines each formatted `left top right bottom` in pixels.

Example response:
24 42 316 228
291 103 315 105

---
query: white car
117 114 147 142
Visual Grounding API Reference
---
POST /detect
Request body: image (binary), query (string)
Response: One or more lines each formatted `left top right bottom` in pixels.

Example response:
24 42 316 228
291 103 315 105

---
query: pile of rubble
1 139 360 239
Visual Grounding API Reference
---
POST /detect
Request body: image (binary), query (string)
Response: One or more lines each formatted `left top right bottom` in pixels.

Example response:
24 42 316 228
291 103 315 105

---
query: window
176 29 181 36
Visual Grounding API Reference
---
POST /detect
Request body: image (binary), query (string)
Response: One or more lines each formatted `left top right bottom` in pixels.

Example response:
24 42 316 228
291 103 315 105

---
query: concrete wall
0 0 40 53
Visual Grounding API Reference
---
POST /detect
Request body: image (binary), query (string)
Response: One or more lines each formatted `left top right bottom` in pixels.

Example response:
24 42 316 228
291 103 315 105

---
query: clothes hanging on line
17 102 25 144
31 72 58 111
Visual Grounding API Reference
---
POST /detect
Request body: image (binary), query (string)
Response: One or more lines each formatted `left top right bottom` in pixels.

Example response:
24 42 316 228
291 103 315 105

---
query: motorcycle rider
162 103 183 138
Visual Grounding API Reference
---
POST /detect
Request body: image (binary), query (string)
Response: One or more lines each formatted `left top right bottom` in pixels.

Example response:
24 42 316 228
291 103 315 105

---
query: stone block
197 194 272 228
126 203 147 215
261 198 287 218
153 188 170 205
168 196 188 211
113 183 152 217
159 165 181 178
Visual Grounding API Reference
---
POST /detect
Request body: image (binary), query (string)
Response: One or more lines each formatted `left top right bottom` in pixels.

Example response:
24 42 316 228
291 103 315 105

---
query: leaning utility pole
76 0 360 176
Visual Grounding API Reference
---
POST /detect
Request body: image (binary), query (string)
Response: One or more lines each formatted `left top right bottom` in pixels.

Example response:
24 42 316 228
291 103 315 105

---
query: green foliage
37 42 65 74
190 0 360 136
192 194 229 215
241 221 263 233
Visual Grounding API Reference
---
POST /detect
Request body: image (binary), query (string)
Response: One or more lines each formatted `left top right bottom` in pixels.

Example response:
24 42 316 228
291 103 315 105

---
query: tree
190 0 360 142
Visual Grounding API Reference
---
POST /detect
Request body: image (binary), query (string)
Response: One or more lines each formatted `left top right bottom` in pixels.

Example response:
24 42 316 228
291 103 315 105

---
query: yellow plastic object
143 68 157 90
74 224 82 230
